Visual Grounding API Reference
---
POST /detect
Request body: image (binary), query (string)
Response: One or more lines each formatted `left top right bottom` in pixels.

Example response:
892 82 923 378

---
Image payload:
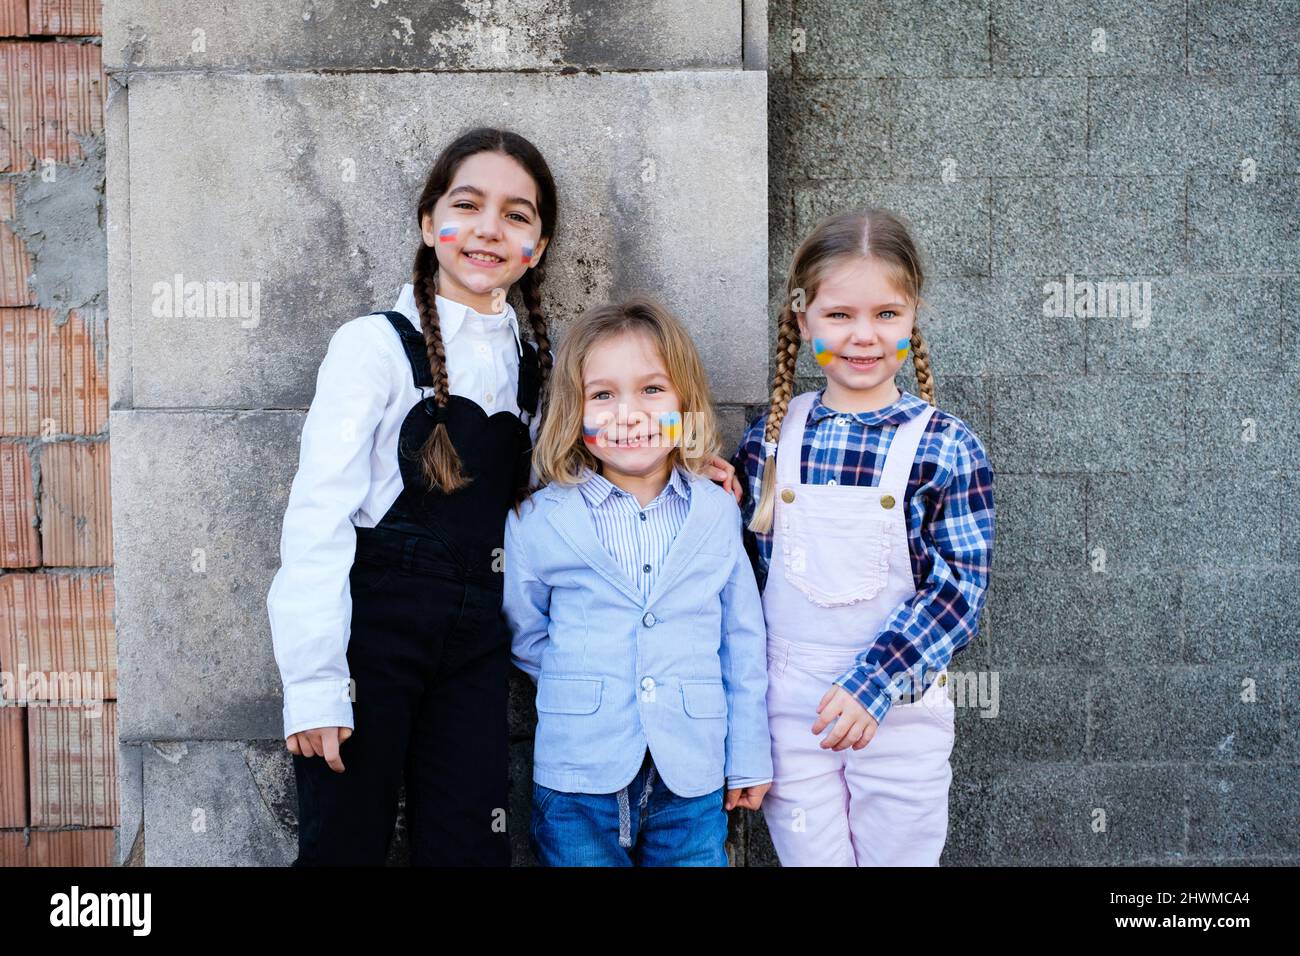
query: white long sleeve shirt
267 282 537 740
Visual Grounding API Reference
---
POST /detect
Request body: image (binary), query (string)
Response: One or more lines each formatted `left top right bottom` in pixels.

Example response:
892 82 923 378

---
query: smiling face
581 330 682 482
797 255 917 409
420 151 549 313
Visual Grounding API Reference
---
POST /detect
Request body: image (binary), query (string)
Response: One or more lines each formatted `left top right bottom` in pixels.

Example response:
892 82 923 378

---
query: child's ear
795 311 810 341
419 210 437 247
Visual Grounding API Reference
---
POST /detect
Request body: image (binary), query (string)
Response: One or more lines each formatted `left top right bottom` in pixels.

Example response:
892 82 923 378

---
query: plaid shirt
731 387 995 724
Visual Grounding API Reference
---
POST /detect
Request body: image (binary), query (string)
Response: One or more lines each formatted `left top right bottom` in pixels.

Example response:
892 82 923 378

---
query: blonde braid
748 302 801 534
909 324 935 405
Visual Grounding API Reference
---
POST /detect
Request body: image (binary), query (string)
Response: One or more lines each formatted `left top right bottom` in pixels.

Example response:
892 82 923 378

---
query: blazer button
781 488 795 503
642 612 656 627
880 494 895 509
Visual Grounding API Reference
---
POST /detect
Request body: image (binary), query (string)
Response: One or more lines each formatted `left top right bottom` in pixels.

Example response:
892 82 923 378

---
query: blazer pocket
535 675 603 715
681 679 727 718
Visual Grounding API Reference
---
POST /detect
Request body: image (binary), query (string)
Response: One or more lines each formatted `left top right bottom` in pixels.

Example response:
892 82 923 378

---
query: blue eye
880 310 897 319
827 311 850 319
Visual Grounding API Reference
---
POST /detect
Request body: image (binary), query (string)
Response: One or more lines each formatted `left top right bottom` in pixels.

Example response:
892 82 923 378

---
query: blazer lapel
643 472 713 610
545 483 644 606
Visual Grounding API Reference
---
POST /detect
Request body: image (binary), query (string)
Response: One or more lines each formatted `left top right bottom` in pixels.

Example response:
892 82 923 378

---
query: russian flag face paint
659 411 682 444
812 337 834 367
437 222 459 244
895 336 911 362
520 242 534 266
581 423 602 446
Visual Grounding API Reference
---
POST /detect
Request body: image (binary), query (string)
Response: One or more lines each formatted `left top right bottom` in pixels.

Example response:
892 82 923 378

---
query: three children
269 127 994 866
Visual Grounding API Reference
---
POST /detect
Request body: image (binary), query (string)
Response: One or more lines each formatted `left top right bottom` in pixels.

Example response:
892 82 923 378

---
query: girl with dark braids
268 129 558 866
731 208 995 866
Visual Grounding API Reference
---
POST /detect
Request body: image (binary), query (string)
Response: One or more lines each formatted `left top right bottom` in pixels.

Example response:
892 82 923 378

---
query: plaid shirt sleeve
731 412 771 591
833 419 995 724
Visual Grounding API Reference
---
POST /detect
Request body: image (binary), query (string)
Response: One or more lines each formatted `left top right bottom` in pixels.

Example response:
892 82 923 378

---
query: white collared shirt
267 283 539 739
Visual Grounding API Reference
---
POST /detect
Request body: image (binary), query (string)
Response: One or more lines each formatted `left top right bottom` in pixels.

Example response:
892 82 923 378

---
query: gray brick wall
768 0 1298 864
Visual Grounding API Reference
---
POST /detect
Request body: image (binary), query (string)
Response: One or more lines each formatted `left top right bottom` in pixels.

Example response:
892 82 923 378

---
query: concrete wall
105 0 769 864
768 0 1298 864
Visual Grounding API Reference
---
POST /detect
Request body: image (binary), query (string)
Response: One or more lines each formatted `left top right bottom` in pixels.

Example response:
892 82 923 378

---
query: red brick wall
0 0 111 867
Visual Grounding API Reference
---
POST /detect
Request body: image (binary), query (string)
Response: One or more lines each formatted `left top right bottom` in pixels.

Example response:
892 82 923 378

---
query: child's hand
725 783 771 812
812 687 879 751
707 455 742 504
286 726 353 773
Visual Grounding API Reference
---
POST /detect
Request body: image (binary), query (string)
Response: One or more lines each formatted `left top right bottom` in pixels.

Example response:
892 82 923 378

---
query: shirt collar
578 463 692 509
807 386 928 428
394 282 522 357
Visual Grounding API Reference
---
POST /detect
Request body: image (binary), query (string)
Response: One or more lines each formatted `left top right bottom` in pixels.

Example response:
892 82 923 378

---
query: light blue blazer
502 471 773 798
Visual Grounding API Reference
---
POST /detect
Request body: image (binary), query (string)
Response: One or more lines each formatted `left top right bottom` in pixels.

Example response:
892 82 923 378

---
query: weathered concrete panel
121 70 767 409
140 740 296 866
110 408 298 741
104 0 745 72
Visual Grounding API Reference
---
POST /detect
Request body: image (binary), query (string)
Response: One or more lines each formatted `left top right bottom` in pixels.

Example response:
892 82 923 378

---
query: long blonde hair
749 207 935 534
532 296 721 488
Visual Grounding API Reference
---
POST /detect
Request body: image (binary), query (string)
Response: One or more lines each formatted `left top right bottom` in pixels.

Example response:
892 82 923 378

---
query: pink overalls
760 390 955 867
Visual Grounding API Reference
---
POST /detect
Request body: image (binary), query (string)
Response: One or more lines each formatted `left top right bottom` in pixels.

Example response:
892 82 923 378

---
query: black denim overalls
292 309 540 867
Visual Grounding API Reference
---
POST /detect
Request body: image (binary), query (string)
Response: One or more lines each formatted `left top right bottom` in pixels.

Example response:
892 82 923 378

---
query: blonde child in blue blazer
502 296 773 866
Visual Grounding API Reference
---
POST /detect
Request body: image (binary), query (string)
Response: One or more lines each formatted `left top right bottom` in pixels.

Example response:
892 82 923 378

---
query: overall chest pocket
779 492 892 607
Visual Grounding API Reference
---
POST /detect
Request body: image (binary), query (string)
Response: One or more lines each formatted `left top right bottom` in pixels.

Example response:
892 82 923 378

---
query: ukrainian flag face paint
659 410 682 445
812 337 835 367
895 336 911 362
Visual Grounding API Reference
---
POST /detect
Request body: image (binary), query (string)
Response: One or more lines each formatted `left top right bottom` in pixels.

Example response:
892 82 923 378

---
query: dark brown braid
517 263 553 398
411 244 472 492
509 263 553 510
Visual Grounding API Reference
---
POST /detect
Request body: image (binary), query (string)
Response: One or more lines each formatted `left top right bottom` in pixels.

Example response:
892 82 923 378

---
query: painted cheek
812 336 834 367
659 410 682 444
437 221 459 244
520 242 534 265
895 336 911 362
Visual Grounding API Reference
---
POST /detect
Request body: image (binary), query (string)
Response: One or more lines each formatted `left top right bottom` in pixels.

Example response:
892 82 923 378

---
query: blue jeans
529 749 729 866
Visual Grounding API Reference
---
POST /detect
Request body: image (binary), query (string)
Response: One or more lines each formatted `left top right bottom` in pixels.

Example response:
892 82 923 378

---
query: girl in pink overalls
733 207 995 866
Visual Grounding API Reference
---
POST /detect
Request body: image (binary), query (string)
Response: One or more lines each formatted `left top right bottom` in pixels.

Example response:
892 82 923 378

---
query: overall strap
377 308 540 426
775 391 817 487
516 340 541 424
878 404 936 495
373 311 433 389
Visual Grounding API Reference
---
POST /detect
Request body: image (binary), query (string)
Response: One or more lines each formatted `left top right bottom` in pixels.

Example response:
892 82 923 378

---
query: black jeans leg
291 563 430 866
404 581 511 866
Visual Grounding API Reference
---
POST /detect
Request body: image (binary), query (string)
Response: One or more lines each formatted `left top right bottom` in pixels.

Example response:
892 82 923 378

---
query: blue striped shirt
577 463 772 790
732 387 995 724
577 465 692 600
